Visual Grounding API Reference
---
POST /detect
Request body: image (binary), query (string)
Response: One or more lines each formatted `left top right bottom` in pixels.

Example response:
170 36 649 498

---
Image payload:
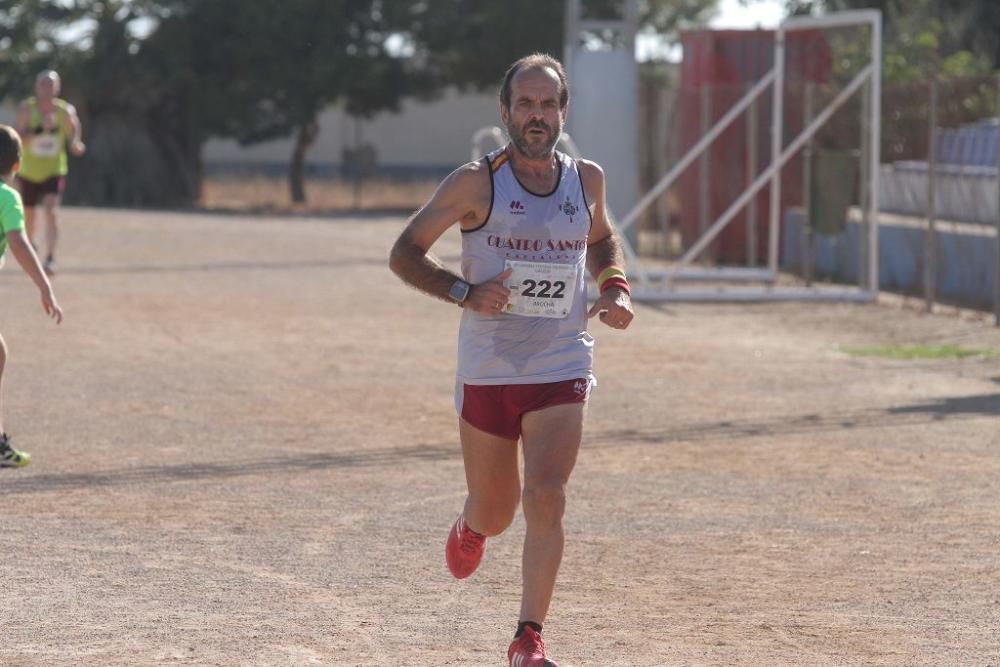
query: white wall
4 90 502 170
203 88 501 168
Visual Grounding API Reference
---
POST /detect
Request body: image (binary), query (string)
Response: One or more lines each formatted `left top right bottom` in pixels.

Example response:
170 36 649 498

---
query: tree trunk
65 111 202 208
290 118 320 204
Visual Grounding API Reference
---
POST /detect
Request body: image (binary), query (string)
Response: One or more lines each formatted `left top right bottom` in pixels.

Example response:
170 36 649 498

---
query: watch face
450 280 470 302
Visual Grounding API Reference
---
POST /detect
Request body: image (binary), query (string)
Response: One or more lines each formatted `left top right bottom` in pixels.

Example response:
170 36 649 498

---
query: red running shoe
445 514 486 579
508 626 558 666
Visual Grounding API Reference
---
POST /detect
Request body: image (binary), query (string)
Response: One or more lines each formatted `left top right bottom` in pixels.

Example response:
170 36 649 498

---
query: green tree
396 0 722 94
142 0 421 203
0 0 86 101
2 0 729 208
785 0 998 76
0 1 181 205
1 0 430 206
784 0 999 160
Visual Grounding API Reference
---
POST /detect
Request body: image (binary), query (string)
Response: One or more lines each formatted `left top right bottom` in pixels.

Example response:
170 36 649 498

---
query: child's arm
6 230 63 323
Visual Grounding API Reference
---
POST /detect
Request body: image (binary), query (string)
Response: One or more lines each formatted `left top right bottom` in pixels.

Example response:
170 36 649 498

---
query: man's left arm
63 103 86 156
580 160 634 330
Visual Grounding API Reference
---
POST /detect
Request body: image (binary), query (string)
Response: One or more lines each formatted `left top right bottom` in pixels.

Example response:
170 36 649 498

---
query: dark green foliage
787 0 1000 74
782 0 1000 161
396 0 719 96
0 0 86 101
1 0 724 206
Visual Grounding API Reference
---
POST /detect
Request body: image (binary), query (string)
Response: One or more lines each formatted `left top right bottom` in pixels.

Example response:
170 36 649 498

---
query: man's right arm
14 102 30 136
389 162 510 313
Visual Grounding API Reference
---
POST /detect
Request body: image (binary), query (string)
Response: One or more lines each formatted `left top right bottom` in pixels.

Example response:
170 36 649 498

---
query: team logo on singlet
560 196 578 222
509 200 526 215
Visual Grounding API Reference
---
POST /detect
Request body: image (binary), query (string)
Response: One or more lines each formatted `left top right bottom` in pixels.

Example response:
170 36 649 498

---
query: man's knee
474 511 517 537
522 482 566 524
468 494 519 536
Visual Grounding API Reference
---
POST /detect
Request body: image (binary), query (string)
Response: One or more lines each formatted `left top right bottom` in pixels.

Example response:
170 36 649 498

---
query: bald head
35 70 61 101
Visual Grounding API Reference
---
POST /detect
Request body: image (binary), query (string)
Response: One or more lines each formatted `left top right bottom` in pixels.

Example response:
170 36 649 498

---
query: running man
15 69 86 275
389 53 634 666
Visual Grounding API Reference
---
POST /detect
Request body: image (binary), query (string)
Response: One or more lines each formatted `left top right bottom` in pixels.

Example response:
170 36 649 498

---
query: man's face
501 67 566 160
36 74 60 101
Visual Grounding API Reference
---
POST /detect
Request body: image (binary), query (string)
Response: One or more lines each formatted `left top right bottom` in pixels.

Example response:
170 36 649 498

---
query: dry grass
199 174 438 214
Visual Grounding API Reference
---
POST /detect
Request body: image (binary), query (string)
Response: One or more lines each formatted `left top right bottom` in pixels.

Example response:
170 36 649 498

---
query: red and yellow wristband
597 265 630 295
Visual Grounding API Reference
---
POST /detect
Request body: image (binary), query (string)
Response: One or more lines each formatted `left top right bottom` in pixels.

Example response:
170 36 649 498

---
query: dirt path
1 208 998 666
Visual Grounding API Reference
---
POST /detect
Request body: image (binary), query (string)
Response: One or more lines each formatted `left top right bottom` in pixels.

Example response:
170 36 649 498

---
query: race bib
504 260 577 318
30 135 60 158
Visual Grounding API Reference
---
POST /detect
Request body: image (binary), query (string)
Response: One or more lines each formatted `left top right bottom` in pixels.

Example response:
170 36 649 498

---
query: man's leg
17 178 39 247
518 402 584 625
23 206 37 248
42 192 60 267
459 418 521 536
446 419 520 579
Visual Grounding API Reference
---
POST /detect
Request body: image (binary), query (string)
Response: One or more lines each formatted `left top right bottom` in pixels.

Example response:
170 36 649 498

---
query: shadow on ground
24 257 386 277
4 397 995 495
0 443 453 495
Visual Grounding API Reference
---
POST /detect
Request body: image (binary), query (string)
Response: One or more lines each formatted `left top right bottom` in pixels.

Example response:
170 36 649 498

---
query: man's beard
507 118 561 159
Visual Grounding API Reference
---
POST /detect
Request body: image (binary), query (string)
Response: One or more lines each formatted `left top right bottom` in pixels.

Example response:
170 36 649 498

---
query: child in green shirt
0 125 63 467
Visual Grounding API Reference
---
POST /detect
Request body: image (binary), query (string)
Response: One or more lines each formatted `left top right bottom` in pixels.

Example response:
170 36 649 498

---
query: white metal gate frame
612 9 884 302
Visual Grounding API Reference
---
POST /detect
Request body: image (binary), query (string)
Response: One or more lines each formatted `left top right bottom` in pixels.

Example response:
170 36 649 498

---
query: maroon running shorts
17 175 65 207
458 377 592 440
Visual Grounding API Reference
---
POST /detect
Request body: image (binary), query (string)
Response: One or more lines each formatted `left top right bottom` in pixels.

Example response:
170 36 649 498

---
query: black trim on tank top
509 148 564 198
461 154 494 234
576 159 595 232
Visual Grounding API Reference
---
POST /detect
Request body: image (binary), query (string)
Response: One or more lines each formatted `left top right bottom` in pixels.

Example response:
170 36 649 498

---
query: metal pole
802 81 815 284
699 85 712 261
353 117 363 209
746 85 759 267
868 12 883 294
563 0 580 84
768 28 787 274
994 75 1000 325
859 82 870 289
924 79 938 312
658 86 672 258
623 0 639 49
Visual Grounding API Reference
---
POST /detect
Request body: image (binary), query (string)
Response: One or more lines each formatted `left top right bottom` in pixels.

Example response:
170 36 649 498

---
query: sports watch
448 279 471 305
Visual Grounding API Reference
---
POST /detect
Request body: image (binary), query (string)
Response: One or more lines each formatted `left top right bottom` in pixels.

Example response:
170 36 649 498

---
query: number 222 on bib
503 260 577 319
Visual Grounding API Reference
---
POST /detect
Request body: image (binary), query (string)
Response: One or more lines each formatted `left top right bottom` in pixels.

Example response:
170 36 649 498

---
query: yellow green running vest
19 97 71 183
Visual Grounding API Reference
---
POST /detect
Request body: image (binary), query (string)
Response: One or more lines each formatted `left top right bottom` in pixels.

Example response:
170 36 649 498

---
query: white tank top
456 147 595 385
